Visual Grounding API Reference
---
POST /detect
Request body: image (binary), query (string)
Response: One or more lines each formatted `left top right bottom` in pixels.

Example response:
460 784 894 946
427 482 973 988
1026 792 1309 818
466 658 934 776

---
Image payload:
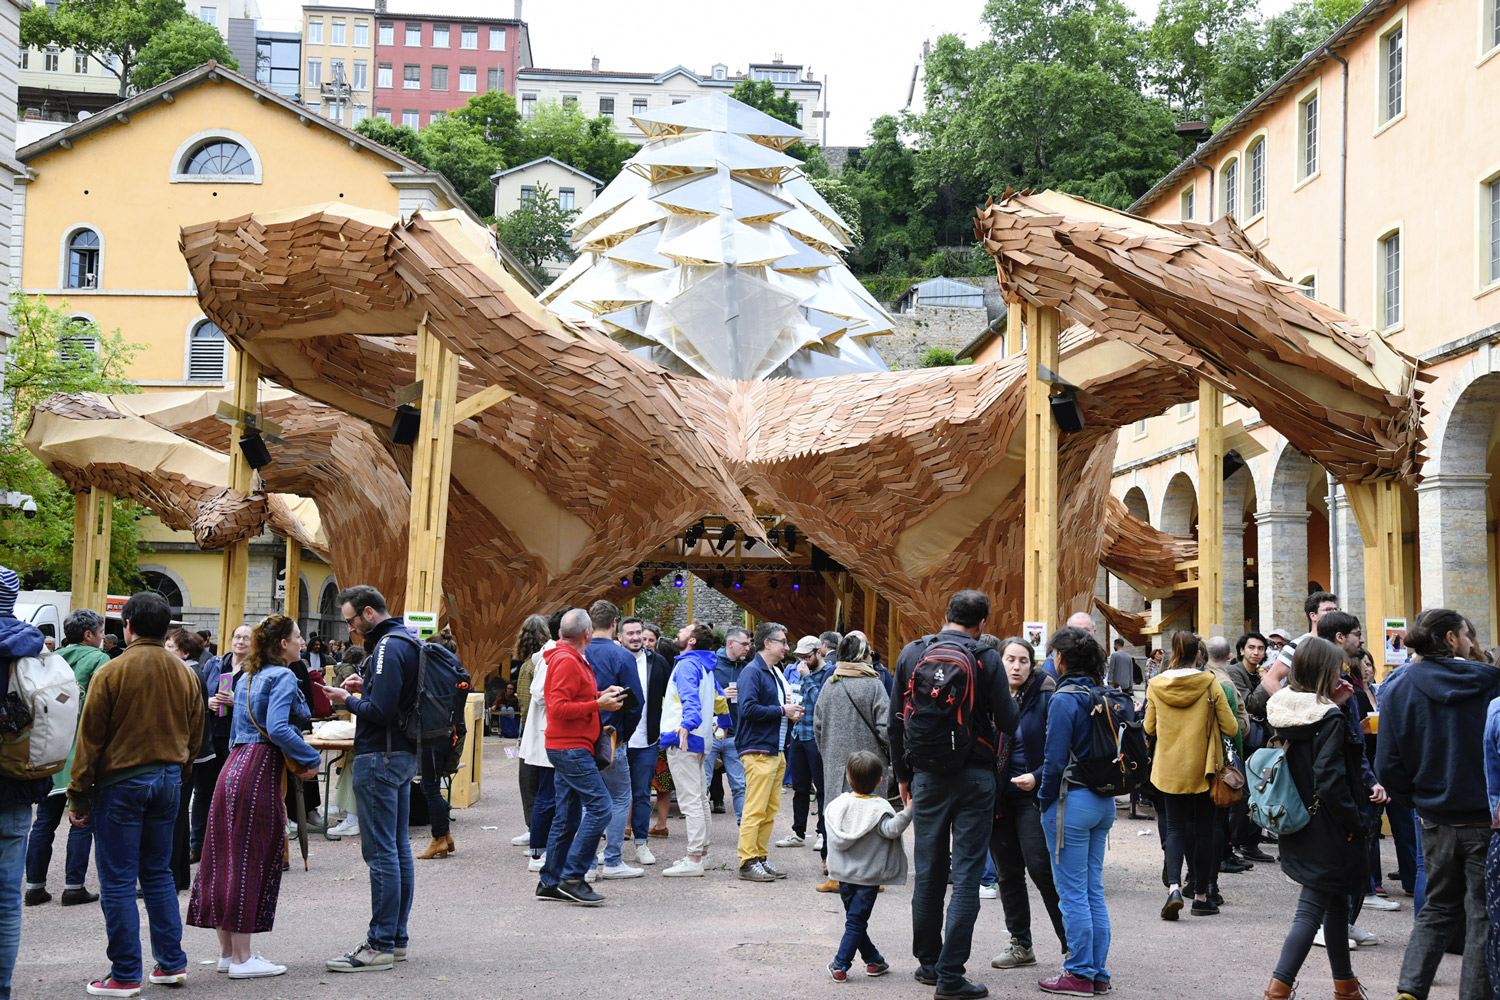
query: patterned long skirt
187 742 286 933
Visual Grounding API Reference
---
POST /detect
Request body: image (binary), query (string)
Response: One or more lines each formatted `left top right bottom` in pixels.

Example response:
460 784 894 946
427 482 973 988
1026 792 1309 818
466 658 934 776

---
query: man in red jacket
538 608 624 905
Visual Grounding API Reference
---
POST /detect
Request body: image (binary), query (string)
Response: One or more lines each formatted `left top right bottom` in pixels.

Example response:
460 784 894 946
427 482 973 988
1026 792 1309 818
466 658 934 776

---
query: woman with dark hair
509 614 551 846
1144 630 1238 920
1036 626 1115 995
1262 636 1369 1000
187 615 320 979
987 636 1068 973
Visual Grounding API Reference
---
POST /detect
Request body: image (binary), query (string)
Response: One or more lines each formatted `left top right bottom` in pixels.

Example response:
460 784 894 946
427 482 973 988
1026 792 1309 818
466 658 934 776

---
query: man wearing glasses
732 622 798 882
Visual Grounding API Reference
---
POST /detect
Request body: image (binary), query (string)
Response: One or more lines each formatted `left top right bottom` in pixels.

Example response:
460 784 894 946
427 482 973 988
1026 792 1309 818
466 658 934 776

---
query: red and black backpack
902 635 991 772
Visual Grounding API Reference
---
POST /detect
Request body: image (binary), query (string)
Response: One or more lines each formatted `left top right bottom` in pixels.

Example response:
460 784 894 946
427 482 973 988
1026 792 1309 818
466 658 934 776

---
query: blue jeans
1487 832 1500 1000
352 751 417 953
1042 788 1114 982
596 750 632 867
834 883 884 969
529 768 555 854
26 794 92 889
0 802 30 1000
627 746 657 845
787 738 826 848
419 747 449 839
705 732 746 821
91 767 186 983
543 748 611 885
911 765 995 992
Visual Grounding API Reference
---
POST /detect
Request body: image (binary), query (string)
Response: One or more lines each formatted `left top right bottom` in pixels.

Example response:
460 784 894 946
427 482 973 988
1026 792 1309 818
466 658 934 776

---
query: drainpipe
1190 148 1214 221
1329 48 1349 312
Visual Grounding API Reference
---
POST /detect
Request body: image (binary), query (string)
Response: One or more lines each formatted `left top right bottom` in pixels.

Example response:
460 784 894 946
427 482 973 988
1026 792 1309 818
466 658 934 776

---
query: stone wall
881 305 990 370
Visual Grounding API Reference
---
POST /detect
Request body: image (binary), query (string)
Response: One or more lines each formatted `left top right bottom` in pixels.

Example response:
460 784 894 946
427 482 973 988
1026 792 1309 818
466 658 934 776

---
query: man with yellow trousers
733 622 799 882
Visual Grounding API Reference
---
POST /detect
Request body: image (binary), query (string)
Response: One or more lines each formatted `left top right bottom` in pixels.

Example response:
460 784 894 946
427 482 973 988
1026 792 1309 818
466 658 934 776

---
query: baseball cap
794 635 821 656
1266 627 1292 642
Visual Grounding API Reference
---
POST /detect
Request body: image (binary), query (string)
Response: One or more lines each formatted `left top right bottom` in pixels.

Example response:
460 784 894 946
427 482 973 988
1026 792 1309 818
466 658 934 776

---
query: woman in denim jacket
187 615 320 979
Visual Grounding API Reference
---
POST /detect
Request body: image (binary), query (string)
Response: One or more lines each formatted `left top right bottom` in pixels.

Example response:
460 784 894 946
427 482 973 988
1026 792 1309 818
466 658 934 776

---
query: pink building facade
371 11 532 127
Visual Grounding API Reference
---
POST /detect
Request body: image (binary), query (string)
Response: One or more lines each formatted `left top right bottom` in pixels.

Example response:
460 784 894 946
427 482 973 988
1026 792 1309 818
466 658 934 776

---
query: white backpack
0 652 80 779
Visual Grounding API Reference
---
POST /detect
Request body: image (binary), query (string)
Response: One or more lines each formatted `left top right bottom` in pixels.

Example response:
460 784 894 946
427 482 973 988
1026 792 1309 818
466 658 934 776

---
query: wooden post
622 597 636 616
684 573 695 622
1023 302 1060 624
1343 479 1405 676
862 582 876 638
888 603 901 660
218 347 258 643
283 536 301 625
403 317 459 618
72 488 112 613
1196 380 1225 634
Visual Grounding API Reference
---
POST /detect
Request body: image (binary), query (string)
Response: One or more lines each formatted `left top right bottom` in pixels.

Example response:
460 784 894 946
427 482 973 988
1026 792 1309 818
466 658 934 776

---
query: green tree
448 89 524 162
807 176 862 247
0 295 147 591
417 116 502 217
493 183 578 287
1206 0 1363 129
730 78 819 161
22 0 190 98
354 117 427 165
632 579 682 628
517 103 637 183
1146 0 1256 123
129 15 237 91
919 348 959 367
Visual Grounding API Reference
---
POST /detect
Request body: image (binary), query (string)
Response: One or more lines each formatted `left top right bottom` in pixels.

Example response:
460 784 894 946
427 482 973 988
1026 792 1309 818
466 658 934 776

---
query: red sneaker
828 963 849 983
86 976 142 997
149 966 187 986
1373 884 1389 899
1039 972 1096 996
866 961 890 977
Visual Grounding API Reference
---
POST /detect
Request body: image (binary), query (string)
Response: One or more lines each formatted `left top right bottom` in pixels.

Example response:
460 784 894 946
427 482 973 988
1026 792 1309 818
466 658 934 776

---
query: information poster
1023 621 1049 656
1383 618 1407 666
407 611 439 641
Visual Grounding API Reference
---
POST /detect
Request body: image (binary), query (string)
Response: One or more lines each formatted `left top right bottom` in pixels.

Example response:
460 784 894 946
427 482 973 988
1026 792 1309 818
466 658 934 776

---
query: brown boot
442 833 456 854
1333 978 1364 999
416 837 448 860
1263 977 1293 1000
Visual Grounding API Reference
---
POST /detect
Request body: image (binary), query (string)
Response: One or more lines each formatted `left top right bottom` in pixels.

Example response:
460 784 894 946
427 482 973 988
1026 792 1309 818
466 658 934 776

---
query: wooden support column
219 347 258 642
684 572 695 622
72 488 112 613
862 582 876 638
283 536 301 624
1343 479 1405 676
1196 380 1225 634
622 597 636 616
404 318 459 618
888 603 901 659
1023 302 1060 624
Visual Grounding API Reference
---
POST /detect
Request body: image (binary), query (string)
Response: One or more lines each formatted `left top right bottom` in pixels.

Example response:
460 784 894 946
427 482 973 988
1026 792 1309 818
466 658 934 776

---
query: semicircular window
141 570 184 617
184 140 254 176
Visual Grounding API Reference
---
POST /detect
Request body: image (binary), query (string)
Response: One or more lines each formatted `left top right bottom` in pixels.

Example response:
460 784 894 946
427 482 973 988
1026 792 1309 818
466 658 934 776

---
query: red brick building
371 8 533 127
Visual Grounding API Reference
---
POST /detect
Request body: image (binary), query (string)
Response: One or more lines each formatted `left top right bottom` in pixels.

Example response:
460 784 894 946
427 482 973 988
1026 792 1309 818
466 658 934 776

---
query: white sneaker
510 831 531 846
329 817 360 837
1313 927 1358 950
584 868 598 883
217 957 230 973
527 854 545 872
978 883 999 899
1362 894 1400 911
775 833 805 848
1349 925 1379 947
602 863 644 879
814 833 824 851
636 844 656 866
229 955 288 979
663 857 706 877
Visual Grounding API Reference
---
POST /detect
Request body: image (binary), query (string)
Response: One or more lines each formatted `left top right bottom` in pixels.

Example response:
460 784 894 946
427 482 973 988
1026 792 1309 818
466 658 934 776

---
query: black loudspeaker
1223 450 1246 480
238 433 272 470
1049 389 1086 434
389 403 421 446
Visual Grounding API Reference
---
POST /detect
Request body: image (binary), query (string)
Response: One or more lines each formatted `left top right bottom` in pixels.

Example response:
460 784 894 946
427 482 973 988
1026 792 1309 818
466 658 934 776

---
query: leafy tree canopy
731 79 816 161
514 103 638 184
22 0 190 97
0 295 147 591
129 16 237 91
493 182 578 287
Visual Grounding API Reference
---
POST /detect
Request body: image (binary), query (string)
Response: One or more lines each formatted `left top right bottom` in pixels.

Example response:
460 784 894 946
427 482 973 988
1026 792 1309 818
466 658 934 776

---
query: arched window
1247 138 1266 219
141 570 184 617
66 228 100 288
60 315 99 362
183 140 254 176
187 319 228 381
1220 156 1239 220
318 580 340 616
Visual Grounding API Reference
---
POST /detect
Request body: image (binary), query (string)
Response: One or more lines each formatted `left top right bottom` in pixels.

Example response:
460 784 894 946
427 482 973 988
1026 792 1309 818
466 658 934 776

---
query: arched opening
141 569 184 618
1259 446 1330 636
1122 486 1149 523
1226 464 1257 635
65 227 100 289
1159 472 1198 633
1424 371 1500 643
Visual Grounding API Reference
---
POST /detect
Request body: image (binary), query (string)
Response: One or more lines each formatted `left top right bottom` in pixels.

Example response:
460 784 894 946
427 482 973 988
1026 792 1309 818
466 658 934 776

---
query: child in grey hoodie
823 751 913 983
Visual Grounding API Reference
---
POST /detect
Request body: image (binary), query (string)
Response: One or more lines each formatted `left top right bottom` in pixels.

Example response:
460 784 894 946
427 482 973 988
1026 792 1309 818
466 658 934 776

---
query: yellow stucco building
11 61 527 637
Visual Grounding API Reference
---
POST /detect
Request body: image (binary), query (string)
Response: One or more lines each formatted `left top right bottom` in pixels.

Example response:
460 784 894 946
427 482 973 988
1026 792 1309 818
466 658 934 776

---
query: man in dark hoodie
1375 607 1500 1000
0 566 58 999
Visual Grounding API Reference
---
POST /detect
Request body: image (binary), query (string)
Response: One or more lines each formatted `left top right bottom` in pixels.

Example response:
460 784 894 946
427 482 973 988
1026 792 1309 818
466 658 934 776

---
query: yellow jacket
1144 667 1239 795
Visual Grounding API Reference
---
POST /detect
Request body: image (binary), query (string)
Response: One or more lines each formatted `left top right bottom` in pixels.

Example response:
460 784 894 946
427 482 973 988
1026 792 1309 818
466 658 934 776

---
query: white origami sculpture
538 94 893 380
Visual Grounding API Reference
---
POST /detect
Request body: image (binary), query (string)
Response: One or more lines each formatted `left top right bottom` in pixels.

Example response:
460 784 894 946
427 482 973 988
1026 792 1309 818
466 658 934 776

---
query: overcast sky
277 0 1296 146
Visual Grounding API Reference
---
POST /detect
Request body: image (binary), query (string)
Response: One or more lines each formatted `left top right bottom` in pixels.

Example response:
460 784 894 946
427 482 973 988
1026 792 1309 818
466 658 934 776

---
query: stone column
1417 473 1491 638
1092 565 1109 637
1256 508 1310 633
1111 573 1146 652
1223 521 1246 636
1331 485 1365 626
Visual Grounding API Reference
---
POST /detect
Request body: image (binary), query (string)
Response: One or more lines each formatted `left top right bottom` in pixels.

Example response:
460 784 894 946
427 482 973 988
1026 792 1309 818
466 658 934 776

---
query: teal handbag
1246 746 1315 834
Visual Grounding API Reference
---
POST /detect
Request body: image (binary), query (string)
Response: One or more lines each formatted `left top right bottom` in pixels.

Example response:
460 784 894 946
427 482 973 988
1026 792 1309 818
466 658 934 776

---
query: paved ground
17 740 1470 998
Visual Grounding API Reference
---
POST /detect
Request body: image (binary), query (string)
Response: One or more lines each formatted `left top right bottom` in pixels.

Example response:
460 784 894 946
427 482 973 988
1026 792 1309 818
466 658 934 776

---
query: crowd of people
7 567 1500 999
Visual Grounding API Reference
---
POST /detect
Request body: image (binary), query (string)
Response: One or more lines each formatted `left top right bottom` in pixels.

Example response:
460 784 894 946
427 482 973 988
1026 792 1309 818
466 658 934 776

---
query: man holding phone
584 601 644 881
734 622 798 883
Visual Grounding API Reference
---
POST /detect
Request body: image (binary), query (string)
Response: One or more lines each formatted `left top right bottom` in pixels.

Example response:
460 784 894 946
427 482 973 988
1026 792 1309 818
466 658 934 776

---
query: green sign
406 611 439 641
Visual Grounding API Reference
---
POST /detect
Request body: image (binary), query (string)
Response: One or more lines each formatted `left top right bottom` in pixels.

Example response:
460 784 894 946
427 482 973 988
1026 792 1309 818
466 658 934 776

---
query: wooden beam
1023 302 1060 624
684 572 694 622
1343 479 1405 677
73 488 112 614
218 347 258 643
284 535 301 624
451 383 516 425
403 318 459 618
1196 379 1225 634
71 493 90 602
862 581 876 638
1144 599 1193 636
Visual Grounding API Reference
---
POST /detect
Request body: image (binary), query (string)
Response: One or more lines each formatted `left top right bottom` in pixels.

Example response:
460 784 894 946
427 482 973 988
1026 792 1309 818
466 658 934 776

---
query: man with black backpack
321 585 421 974
890 590 1019 1000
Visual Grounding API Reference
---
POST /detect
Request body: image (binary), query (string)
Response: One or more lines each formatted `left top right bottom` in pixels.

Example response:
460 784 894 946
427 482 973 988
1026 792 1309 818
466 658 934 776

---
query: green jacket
52 644 110 794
